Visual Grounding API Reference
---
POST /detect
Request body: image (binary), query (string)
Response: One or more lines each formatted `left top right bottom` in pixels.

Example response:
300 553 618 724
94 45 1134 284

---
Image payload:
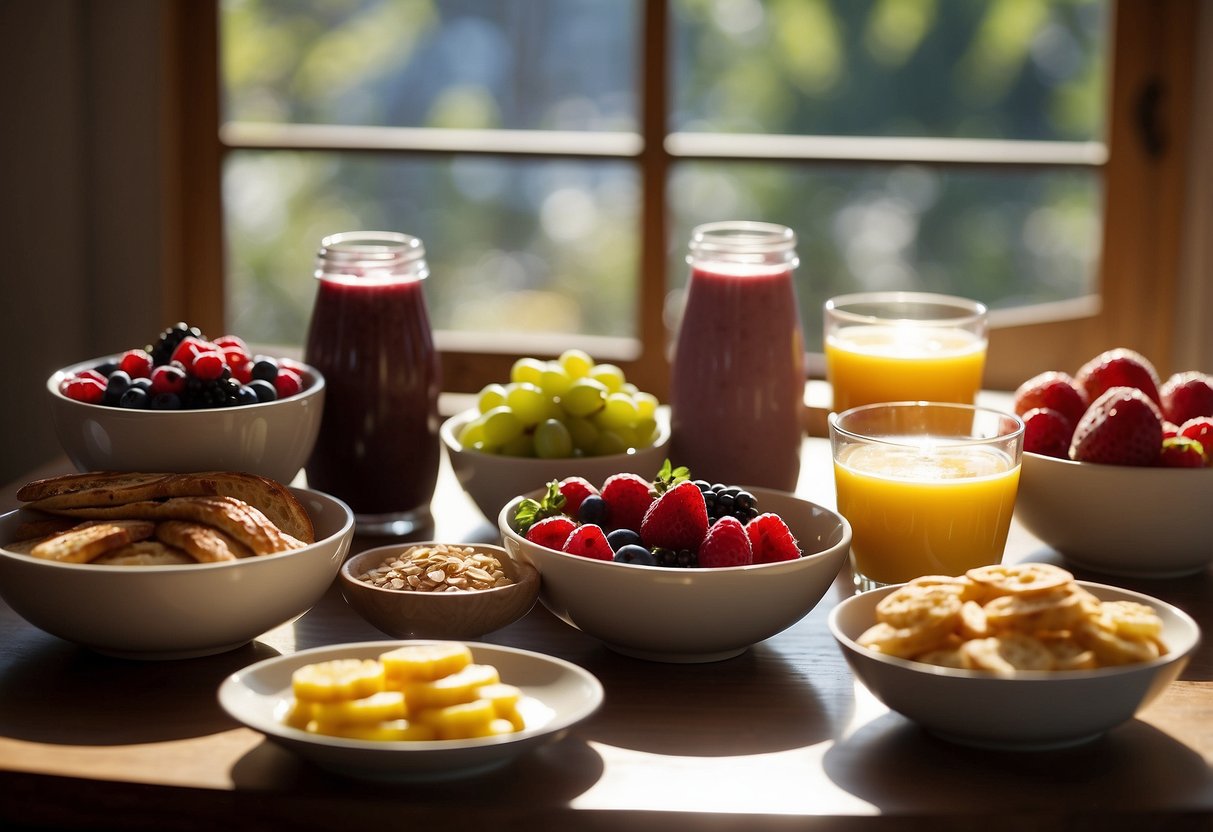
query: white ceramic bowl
499 486 851 663
1014 452 1213 578
0 486 354 659
440 406 672 521
829 581 1200 750
48 354 325 484
339 542 540 639
218 640 603 781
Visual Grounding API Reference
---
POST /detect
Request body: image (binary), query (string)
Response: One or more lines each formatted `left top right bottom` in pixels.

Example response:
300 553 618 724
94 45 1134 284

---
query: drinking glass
829 402 1024 592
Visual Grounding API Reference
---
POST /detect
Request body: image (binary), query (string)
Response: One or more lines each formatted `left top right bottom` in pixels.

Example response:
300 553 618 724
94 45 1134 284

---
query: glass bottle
669 221 805 491
303 231 440 535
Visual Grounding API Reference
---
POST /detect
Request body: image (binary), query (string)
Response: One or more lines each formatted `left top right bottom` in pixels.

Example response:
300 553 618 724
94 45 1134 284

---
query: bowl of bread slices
0 470 354 659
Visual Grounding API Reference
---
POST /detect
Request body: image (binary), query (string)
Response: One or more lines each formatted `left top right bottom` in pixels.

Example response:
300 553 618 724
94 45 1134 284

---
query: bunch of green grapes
457 349 661 458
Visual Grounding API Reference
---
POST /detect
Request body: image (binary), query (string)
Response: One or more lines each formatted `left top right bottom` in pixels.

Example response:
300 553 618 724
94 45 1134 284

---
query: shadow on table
822 712 1213 814
0 637 282 745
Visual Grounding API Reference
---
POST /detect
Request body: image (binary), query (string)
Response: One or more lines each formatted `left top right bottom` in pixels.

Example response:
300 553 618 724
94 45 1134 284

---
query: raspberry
150 364 187 396
118 349 153 380
191 351 227 381
60 375 105 404
746 513 802 563
557 477 598 518
274 367 304 398
698 516 753 568
562 524 613 561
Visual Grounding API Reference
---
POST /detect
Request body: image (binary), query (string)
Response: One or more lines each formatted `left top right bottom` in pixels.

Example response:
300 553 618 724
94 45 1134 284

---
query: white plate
218 640 603 780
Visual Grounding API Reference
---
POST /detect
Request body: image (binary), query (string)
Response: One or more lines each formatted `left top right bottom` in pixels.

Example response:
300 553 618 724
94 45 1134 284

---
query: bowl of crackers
828 563 1200 751
0 471 354 659
339 542 540 640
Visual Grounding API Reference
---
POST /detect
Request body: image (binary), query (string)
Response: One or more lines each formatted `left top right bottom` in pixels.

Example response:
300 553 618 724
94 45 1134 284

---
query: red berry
191 351 227 381
1159 371 1213 425
1069 386 1163 466
557 476 599 518
222 344 251 370
1163 421 1180 439
525 515 578 550
562 524 614 560
1158 436 1207 468
746 513 802 563
698 516 753 568
640 480 709 551
1021 407 1075 459
150 364 187 395
60 375 105 404
231 360 254 385
118 349 153 379
213 334 248 352
76 369 107 385
1013 371 1087 426
599 473 654 532
170 336 212 367
1075 348 1161 405
1178 416 1213 461
274 367 304 398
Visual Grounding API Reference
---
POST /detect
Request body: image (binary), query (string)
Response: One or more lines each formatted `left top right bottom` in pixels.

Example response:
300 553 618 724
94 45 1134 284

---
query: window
172 0 1197 397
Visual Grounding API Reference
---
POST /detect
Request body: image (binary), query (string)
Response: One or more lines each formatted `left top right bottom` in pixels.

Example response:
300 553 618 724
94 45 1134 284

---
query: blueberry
119 387 150 409
236 385 260 406
577 495 610 526
95 360 120 376
614 544 657 566
150 392 182 410
130 377 154 392
105 370 132 392
251 358 280 382
606 528 642 552
247 379 278 403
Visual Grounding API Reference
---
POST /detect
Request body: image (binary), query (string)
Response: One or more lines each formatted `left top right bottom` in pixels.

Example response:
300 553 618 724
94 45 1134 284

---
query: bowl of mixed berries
49 323 325 483
1011 347 1213 577
498 461 851 663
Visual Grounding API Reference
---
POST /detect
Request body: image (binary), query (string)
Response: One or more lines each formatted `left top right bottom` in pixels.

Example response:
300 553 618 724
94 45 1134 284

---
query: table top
1 440 1210 832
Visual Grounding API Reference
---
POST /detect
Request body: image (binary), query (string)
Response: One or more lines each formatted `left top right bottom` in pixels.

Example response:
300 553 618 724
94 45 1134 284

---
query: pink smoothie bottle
669 221 805 491
304 232 441 535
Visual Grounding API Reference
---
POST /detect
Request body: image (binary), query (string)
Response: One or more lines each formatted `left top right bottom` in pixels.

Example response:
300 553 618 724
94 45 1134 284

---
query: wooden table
1 441 1210 832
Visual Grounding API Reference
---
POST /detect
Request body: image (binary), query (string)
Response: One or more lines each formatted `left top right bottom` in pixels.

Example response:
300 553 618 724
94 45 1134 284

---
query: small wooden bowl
338 542 539 640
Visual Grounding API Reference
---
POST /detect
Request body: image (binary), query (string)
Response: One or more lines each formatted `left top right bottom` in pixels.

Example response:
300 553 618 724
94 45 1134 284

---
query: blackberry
148 322 203 366
183 375 240 409
652 547 698 568
694 480 759 524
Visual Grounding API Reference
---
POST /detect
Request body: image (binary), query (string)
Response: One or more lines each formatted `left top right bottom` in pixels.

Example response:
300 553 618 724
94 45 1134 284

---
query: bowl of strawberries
1011 348 1213 577
498 461 851 662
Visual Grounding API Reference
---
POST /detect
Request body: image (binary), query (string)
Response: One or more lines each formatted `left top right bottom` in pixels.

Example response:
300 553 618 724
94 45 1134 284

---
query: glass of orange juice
829 402 1024 591
824 292 988 413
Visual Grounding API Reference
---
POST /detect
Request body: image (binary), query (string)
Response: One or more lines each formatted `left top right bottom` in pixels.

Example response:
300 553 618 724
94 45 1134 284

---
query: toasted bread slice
18 471 314 543
30 520 156 564
92 540 195 566
154 519 252 562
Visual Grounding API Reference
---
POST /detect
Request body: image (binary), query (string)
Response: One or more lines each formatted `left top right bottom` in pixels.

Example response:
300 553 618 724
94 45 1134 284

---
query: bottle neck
315 231 429 284
687 221 798 274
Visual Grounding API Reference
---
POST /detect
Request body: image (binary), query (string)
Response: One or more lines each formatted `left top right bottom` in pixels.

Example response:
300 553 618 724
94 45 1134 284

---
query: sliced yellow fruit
308 718 437 742
414 699 496 739
380 642 473 685
291 659 385 703
475 683 522 718
281 698 313 730
310 690 407 725
403 664 501 709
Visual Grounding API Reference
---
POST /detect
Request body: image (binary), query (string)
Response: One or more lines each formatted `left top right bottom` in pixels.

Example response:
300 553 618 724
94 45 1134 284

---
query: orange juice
833 442 1020 585
825 325 986 412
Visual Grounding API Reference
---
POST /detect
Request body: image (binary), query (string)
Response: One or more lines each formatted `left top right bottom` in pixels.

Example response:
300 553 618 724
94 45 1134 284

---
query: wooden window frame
166 0 1199 400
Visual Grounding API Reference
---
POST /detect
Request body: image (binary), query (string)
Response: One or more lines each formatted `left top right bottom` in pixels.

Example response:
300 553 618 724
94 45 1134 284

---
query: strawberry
512 481 566 533
1013 371 1087 426
1163 421 1181 440
1075 348 1161 405
1021 407 1074 459
1069 386 1163 466
557 476 598 517
746 513 802 563
600 473 654 532
640 480 709 551
1159 436 1207 468
1178 416 1213 464
697 516 753 568
525 515 578 550
562 524 614 560
1159 371 1213 425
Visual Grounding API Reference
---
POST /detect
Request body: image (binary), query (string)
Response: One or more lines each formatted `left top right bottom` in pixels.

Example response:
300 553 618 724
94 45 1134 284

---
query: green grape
505 382 549 426
591 429 628 456
633 391 659 419
457 416 487 448
589 363 625 393
561 377 608 416
480 406 523 446
510 357 546 386
500 433 535 457
558 348 594 379
532 418 574 459
538 362 572 398
477 383 508 414
631 416 659 448
564 414 599 453
598 392 639 430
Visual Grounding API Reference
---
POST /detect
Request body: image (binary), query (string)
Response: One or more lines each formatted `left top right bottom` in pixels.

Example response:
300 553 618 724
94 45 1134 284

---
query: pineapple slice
403 664 501 709
380 642 473 685
308 718 437 742
413 699 496 740
291 659 385 703
310 690 407 725
475 683 522 718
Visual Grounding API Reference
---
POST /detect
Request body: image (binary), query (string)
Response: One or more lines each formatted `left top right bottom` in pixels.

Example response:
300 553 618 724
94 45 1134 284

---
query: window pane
223 151 639 346
673 0 1109 141
221 0 638 131
668 161 1102 353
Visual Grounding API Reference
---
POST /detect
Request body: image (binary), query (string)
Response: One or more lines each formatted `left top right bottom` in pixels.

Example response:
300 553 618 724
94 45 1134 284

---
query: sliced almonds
357 544 514 593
